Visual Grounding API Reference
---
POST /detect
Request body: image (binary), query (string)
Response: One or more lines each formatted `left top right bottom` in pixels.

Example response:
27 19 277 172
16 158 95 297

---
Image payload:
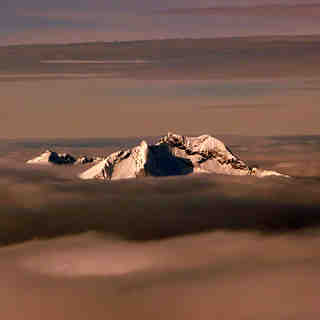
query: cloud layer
1 135 320 319
1 159 320 246
2 1 320 44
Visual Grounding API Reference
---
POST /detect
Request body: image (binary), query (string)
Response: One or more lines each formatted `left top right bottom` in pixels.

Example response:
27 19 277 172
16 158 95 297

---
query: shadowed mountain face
146 143 194 176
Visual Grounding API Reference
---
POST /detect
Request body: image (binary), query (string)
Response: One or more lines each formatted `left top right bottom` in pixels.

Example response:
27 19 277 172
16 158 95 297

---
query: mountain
79 133 289 180
75 156 103 165
26 150 102 165
27 150 76 165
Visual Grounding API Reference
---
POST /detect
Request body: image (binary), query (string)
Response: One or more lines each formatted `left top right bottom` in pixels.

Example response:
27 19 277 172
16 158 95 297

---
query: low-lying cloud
1 161 320 247
1 139 320 320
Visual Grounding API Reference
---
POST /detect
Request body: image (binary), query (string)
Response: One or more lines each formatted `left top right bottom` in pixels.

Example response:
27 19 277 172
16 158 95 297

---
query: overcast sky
1 0 320 45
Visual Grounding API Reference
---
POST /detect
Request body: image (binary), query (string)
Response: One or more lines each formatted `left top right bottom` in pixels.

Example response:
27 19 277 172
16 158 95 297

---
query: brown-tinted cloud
1 160 320 247
158 3 320 17
1 134 320 319
2 2 320 45
195 103 283 110
1 229 320 320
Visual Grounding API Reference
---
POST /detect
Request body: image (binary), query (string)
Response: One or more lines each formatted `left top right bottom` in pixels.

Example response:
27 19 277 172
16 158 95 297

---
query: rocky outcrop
79 132 289 180
27 151 103 166
79 141 149 180
27 150 76 165
75 156 103 165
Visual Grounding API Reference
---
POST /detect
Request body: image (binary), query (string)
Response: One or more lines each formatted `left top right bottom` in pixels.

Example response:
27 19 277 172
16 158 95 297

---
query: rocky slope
27 150 101 165
27 150 76 165
79 133 289 180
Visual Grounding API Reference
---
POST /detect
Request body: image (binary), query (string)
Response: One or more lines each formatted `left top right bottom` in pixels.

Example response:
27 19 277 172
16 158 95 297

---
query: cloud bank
1 161 320 246
2 1 320 44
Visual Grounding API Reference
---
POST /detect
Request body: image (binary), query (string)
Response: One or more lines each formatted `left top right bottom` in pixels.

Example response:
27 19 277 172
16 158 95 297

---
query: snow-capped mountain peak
79 133 289 180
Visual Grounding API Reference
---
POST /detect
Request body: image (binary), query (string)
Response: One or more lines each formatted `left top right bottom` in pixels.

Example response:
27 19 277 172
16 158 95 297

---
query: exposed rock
27 150 76 165
75 156 103 165
79 132 289 180
79 141 149 180
27 151 104 166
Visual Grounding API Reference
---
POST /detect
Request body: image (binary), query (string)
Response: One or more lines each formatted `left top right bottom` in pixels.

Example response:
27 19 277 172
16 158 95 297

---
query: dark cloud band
1 163 320 246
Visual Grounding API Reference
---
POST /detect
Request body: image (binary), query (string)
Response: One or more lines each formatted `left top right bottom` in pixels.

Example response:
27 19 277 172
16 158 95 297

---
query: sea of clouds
1 136 320 319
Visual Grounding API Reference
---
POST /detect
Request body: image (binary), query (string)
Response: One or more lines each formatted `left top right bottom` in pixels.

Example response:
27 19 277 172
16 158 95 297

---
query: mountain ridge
79 133 289 180
26 150 102 165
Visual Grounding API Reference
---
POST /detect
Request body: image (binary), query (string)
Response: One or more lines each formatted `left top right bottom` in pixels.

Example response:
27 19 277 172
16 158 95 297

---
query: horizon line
2 33 320 48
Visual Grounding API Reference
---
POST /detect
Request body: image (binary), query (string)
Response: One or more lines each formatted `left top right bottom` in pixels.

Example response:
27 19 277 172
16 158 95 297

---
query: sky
1 0 320 45
1 1 320 139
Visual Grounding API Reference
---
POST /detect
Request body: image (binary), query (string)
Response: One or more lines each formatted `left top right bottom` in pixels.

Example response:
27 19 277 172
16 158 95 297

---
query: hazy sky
1 0 320 44
2 1 320 139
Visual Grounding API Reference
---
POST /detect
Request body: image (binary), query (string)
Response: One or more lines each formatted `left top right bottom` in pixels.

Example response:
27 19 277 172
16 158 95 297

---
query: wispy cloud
157 3 320 17
2 1 320 45
17 9 141 24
